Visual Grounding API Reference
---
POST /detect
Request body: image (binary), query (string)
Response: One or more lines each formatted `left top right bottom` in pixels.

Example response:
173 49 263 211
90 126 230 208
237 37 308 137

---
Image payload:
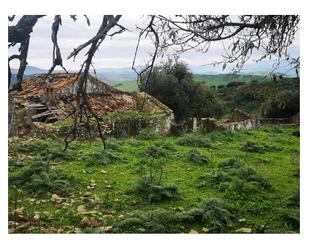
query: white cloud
8 15 300 71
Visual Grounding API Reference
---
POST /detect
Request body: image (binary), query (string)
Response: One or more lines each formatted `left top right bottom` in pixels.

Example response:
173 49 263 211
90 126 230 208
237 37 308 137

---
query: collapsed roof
10 73 172 123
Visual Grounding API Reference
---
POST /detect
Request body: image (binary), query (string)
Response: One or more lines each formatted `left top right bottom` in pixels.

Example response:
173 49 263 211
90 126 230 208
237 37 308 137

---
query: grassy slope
8 125 299 233
108 80 139 92
107 74 268 92
193 74 267 86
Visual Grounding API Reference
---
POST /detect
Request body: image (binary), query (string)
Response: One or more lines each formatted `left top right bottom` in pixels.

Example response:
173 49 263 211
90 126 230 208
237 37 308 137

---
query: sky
8 15 300 73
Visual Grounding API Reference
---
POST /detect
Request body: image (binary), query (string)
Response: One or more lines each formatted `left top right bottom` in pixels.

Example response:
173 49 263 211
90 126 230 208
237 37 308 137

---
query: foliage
217 78 299 116
186 149 209 164
135 129 160 140
116 209 185 233
177 134 212 148
240 141 280 153
10 139 72 162
132 176 181 203
218 158 242 170
8 125 299 233
82 149 127 166
9 159 73 196
185 198 234 233
140 59 225 120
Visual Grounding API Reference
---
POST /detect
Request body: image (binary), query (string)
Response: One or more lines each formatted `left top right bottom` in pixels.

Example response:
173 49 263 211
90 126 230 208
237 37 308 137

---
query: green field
8 125 299 233
109 80 139 92
107 74 269 92
193 74 267 86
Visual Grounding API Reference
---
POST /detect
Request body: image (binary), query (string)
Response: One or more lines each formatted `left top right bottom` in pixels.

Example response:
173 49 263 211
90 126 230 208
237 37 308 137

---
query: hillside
193 74 268 86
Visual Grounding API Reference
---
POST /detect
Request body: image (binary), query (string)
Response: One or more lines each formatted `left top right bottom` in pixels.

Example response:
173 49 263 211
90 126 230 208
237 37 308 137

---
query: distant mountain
95 66 143 82
11 65 48 75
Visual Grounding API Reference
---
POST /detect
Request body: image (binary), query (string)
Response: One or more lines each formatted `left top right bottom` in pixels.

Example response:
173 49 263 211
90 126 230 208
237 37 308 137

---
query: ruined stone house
8 73 173 137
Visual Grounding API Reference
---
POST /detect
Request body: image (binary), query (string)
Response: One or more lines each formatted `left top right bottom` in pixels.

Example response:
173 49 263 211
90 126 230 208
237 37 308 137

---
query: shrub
83 150 126 166
9 160 73 196
228 178 259 196
10 139 72 162
241 141 280 153
218 158 242 170
136 129 160 140
241 141 265 153
291 130 300 137
281 210 300 232
116 209 185 233
186 149 209 164
197 170 231 190
177 134 211 148
185 198 234 233
132 176 181 203
106 139 122 151
230 167 272 190
153 141 177 152
140 145 170 158
286 188 300 208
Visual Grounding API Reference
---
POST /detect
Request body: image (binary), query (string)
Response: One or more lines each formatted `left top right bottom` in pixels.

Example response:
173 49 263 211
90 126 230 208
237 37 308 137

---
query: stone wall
29 112 173 139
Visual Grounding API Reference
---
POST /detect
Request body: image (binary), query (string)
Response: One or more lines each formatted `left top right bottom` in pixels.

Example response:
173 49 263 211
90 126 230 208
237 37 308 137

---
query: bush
292 130 300 137
132 176 181 203
185 198 234 233
83 150 126 166
106 139 122 151
153 141 177 152
136 129 160 140
218 158 242 170
286 188 300 208
281 210 300 232
116 209 185 233
10 139 72 162
241 141 265 153
177 134 211 148
140 145 170 158
186 149 209 164
197 170 231 190
241 141 280 153
228 178 259 196
9 160 73 196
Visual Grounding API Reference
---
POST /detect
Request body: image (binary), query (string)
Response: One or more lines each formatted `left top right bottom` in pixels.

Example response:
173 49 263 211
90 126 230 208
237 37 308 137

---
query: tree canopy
139 59 225 121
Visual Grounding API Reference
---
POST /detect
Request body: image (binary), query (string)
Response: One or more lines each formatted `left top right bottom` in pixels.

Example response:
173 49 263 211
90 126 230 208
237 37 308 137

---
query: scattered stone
15 207 24 215
33 213 40 221
77 205 98 215
91 194 101 205
43 211 50 216
51 194 65 204
104 226 113 232
77 205 87 214
82 192 92 197
16 222 31 231
189 229 198 234
74 227 82 233
100 170 107 174
106 185 112 188
238 218 246 223
236 227 252 233
202 227 209 233
80 217 92 227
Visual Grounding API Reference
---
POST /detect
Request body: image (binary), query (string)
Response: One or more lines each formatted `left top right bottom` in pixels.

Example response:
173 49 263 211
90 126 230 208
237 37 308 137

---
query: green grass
109 80 139 92
8 125 299 233
193 74 267 87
